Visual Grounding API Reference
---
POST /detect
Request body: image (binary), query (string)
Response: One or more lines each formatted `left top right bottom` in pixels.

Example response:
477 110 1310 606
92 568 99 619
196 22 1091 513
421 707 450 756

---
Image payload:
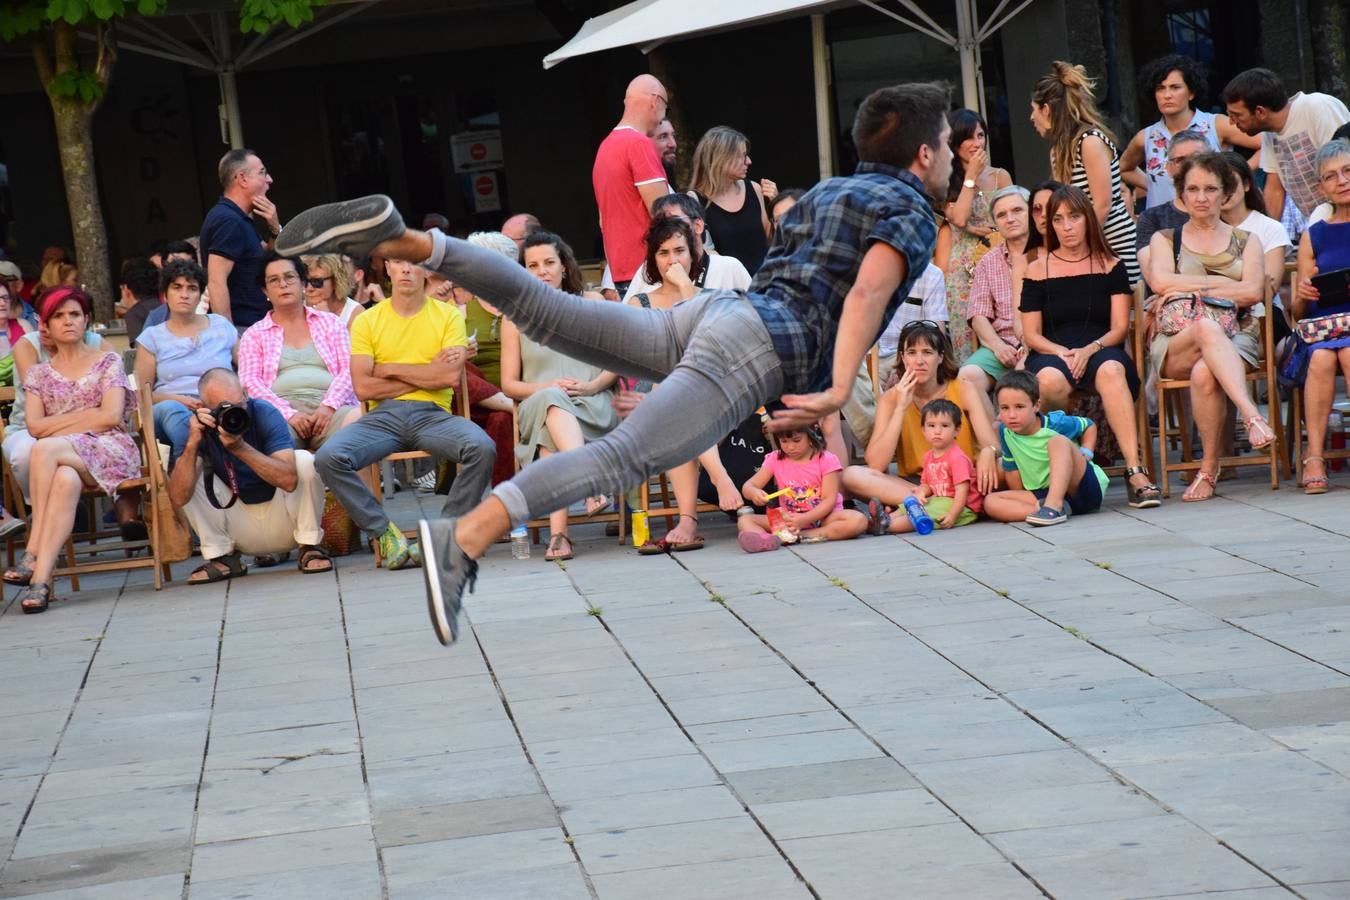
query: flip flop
668 536 705 552
637 538 670 556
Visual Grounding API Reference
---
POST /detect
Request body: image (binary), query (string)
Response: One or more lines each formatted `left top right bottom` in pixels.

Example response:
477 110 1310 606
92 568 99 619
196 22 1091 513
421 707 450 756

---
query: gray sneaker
275 195 406 258
418 517 477 646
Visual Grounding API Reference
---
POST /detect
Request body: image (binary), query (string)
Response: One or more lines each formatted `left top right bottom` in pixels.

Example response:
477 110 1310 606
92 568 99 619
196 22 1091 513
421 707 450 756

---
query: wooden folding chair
51 383 172 590
1144 289 1289 497
512 403 627 546
1070 281 1153 479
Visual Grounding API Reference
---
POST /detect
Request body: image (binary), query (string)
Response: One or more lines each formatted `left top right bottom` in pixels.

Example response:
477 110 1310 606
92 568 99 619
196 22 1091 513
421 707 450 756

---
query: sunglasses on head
900 319 942 336
304 276 331 289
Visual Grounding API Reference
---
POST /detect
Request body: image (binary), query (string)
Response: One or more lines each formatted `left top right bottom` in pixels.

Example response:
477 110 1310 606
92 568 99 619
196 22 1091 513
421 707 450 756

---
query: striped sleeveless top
1071 129 1140 286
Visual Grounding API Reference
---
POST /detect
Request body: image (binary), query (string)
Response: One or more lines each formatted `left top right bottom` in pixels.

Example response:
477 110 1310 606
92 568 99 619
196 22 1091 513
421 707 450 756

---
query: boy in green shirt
984 371 1108 526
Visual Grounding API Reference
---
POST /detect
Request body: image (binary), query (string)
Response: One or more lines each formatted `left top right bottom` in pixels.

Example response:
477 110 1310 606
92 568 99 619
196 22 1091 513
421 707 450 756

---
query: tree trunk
50 97 112 323
1309 0 1349 101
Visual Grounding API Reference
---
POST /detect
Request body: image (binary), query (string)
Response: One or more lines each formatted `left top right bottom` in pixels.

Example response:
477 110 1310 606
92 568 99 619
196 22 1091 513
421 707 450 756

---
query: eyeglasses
900 319 942 336
1320 164 1350 186
264 272 300 287
651 92 669 106
305 276 332 289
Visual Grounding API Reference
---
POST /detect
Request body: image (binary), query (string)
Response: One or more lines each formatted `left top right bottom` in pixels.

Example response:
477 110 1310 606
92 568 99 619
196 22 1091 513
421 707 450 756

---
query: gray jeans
314 399 495 535
425 231 785 526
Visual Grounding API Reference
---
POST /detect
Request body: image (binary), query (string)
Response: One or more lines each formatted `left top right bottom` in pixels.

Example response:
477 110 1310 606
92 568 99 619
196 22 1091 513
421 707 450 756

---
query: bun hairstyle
1032 61 1117 183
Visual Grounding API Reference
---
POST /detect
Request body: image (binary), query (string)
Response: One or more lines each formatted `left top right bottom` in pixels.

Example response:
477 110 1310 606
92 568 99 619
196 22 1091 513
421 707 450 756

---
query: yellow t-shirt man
350 297 467 411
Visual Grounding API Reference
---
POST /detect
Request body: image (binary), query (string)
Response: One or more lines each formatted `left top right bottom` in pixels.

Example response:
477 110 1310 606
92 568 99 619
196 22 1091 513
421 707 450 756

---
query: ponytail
1033 61 1117 183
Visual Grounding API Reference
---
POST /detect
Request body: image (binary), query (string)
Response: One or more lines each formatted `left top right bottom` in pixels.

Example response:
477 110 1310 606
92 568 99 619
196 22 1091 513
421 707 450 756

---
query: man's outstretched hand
769 386 848 432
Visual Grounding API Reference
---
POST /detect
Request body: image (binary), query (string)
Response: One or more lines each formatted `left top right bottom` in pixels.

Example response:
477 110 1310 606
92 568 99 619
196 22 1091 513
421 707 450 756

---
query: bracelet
1079 446 1095 460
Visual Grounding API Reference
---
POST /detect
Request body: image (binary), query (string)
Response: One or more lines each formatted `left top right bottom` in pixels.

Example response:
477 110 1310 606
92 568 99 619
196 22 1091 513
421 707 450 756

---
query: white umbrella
544 0 1037 179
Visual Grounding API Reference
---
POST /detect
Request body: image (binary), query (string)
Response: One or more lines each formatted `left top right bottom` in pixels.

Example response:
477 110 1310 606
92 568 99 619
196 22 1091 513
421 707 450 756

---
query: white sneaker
413 470 438 493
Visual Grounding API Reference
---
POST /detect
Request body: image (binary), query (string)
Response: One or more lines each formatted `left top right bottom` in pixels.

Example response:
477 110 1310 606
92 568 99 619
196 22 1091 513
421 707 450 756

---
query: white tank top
1142 109 1221 209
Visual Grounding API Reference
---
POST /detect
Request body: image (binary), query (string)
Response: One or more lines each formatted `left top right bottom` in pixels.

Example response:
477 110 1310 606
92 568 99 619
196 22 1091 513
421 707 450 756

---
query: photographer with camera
169 368 331 583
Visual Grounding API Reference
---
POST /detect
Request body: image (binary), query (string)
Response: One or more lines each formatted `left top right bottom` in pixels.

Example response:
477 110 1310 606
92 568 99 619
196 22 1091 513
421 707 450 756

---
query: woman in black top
1022 185 1161 507
689 126 774 273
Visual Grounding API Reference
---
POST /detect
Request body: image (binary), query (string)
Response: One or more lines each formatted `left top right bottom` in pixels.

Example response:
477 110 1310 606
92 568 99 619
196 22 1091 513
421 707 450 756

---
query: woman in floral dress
4 288 140 613
943 109 1011 361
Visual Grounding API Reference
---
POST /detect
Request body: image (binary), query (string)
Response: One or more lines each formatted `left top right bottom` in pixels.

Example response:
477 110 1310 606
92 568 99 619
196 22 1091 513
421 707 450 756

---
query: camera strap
202 439 241 510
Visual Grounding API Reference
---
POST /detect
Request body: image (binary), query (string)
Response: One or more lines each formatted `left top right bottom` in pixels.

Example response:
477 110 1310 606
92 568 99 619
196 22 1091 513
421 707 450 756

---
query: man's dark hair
257 250 308 288
852 83 951 171
921 397 963 430
650 193 704 223
218 148 257 190
160 257 205 293
1333 122 1350 143
1221 68 1289 113
1141 54 1208 107
162 239 196 260
120 257 160 300
995 369 1040 405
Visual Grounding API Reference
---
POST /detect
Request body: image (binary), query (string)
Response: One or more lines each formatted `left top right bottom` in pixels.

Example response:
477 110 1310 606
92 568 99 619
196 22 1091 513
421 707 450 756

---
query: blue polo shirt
200 197 268 328
203 399 294 505
749 164 938 394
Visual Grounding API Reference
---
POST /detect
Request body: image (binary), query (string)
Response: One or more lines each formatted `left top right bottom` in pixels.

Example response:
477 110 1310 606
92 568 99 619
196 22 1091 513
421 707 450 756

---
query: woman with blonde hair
1031 61 1139 285
301 253 363 327
689 126 774 273
36 260 79 296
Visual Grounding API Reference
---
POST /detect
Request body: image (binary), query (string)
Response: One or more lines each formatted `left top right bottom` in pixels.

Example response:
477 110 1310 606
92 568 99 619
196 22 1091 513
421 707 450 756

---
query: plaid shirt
967 244 1021 349
749 163 938 393
237 304 358 420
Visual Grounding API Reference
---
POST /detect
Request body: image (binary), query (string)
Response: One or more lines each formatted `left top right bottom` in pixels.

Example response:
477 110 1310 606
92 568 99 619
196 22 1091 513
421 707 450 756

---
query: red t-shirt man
592 126 668 284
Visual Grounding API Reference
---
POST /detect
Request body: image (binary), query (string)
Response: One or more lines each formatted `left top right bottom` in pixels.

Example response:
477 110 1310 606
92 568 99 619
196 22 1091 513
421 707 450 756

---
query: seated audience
4 289 140 613
1219 151 1293 303
148 239 197 270
169 368 331 582
314 257 494 570
769 188 805 238
842 321 998 509
239 253 360 450
1021 185 1159 508
1292 139 1350 494
1135 130 1207 277
0 261 36 326
0 278 34 386
618 218 743 553
737 425 867 553
984 370 1108 525
117 257 162 344
958 185 1038 412
36 260 78 297
134 259 237 462
1146 153 1272 502
503 231 619 561
872 398 983 533
623 194 752 300
301 253 364 328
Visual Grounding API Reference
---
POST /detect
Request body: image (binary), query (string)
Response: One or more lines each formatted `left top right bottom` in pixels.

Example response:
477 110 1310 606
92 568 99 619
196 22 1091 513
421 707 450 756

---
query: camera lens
216 403 250 435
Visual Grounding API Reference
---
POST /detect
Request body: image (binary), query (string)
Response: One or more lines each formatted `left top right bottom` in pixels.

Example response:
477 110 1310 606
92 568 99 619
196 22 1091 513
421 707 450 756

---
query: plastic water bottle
510 526 530 560
902 495 935 535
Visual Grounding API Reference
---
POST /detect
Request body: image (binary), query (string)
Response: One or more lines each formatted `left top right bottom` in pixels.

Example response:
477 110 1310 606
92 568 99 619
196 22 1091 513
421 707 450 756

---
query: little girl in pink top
737 425 869 553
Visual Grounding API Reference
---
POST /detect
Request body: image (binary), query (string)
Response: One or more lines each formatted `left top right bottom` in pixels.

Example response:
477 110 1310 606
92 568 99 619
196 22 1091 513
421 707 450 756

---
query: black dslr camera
210 401 250 436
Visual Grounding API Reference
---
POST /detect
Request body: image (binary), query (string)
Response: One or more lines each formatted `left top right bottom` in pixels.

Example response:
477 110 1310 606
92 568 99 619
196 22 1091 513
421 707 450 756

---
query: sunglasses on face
305 276 332 289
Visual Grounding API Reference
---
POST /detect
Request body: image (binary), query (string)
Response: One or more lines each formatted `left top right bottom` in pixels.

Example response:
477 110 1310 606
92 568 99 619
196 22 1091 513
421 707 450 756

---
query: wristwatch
962 178 976 190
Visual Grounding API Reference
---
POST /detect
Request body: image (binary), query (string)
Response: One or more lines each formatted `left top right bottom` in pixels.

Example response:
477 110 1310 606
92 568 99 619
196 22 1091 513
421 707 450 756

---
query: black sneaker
275 195 406 257
417 517 477 646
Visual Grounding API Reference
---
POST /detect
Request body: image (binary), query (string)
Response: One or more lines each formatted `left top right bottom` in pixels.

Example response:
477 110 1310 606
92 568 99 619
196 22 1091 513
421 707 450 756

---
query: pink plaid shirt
967 244 1021 349
237 305 358 420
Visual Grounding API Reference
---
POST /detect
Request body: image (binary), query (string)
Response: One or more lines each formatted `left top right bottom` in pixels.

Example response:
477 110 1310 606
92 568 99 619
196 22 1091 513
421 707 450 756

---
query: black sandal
189 551 247 586
297 545 332 575
18 582 53 614
252 550 290 568
1124 466 1162 509
4 552 36 586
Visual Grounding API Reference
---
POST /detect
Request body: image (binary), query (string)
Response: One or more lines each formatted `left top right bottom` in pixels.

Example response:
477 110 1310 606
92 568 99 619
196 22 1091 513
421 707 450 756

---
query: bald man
592 74 671 293
501 213 540 250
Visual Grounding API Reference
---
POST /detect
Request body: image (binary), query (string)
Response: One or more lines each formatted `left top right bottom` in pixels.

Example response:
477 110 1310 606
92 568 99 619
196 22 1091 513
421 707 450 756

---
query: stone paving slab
1 480 1348 896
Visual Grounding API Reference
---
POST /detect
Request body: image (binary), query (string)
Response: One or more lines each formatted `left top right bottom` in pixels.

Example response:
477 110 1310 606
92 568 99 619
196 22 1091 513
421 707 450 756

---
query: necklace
1051 250 1091 263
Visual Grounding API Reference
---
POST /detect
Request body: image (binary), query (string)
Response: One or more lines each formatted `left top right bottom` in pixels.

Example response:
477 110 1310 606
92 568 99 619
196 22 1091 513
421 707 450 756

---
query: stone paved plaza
2 475 1349 899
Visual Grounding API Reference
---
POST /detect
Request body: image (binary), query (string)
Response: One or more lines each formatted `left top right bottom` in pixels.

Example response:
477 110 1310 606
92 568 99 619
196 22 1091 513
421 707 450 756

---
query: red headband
37 287 89 325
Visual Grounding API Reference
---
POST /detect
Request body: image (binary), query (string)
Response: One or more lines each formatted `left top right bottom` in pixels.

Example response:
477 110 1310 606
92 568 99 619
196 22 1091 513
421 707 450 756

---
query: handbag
1294 311 1350 344
1278 334 1312 389
319 492 362 556
1149 229 1239 338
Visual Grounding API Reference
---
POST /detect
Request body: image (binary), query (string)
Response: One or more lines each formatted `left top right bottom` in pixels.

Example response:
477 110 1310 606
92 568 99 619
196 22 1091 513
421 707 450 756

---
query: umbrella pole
811 14 835 181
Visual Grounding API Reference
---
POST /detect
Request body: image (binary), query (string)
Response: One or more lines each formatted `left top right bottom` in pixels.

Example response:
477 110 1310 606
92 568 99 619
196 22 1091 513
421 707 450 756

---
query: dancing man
277 82 953 646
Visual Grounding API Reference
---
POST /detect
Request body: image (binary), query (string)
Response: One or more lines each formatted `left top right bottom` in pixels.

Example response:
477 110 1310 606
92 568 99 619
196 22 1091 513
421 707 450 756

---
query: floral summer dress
25 351 139 496
944 189 994 360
